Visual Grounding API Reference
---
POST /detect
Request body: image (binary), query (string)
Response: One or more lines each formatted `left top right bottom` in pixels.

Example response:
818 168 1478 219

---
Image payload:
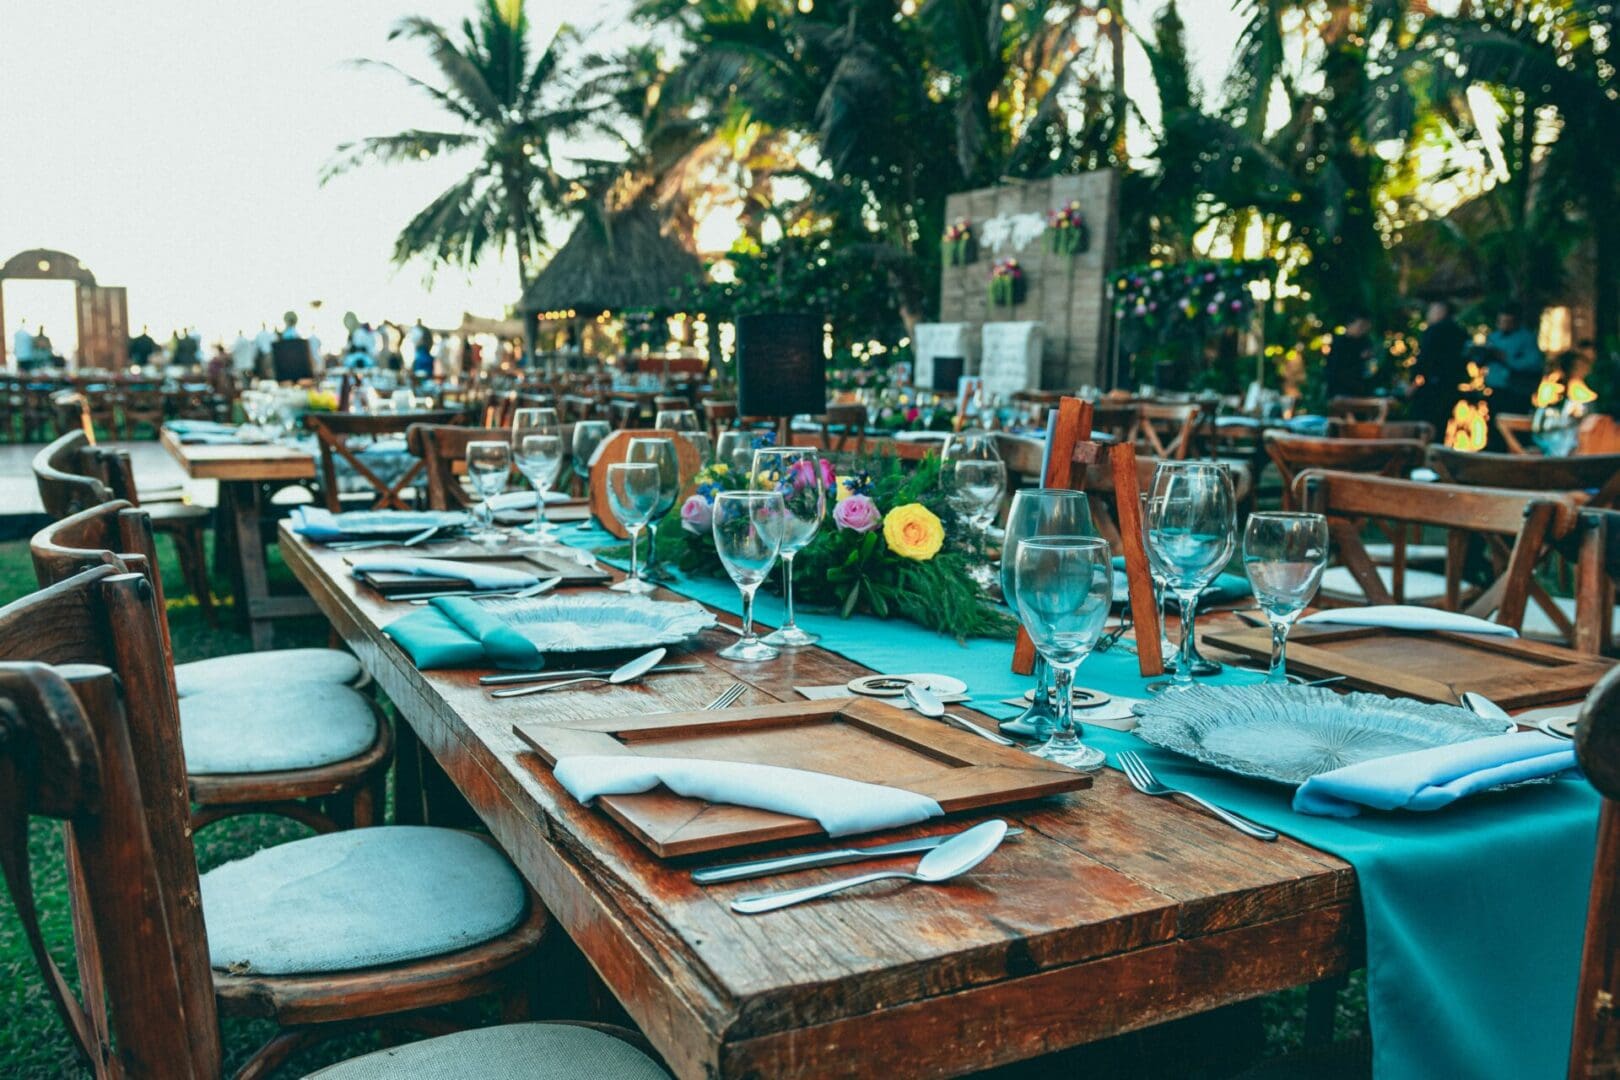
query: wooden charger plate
515 697 1090 858
1203 623 1614 710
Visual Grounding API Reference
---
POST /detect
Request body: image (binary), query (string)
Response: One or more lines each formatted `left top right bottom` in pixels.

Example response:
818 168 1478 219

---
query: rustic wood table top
160 426 316 482
280 526 1359 1080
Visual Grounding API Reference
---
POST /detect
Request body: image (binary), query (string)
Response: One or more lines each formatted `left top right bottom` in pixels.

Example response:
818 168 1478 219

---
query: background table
280 526 1359 1079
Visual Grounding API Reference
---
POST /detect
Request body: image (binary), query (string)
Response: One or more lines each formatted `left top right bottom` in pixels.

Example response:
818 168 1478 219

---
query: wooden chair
1497 412 1534 455
1295 470 1580 635
1571 664 1620 1076
819 403 869 455
30 499 390 833
120 378 169 438
1427 447 1620 509
0 577 613 1080
306 410 463 512
1130 402 1203 459
1081 456 1254 551
1328 419 1436 443
1265 434 1427 511
703 400 738 443
653 394 689 415
34 431 216 623
21 380 57 441
406 423 574 512
1574 508 1620 656
1326 396 1393 424
51 388 92 438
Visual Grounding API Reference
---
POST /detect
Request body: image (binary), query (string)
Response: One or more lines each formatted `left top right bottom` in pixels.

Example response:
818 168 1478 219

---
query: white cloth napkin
552 754 944 837
1293 730 1576 817
1299 605 1518 637
348 556 539 590
488 490 570 511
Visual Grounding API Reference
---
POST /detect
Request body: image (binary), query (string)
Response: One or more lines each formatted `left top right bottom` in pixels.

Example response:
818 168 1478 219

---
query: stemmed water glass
626 437 680 576
512 408 563 538
1012 535 1113 771
607 462 661 594
941 428 1000 463
1146 462 1237 693
751 446 826 648
658 409 711 463
570 420 611 528
1243 511 1329 683
1001 489 1094 736
715 430 752 472
712 490 787 662
465 440 512 545
1138 494 1179 666
950 458 1006 540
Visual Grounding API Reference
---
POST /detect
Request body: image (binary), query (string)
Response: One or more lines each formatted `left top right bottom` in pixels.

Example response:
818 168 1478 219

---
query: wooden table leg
221 480 318 649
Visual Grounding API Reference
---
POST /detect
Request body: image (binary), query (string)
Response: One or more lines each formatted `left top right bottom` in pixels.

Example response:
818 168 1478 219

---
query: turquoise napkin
288 507 467 541
383 597 543 670
350 556 537 590
1294 730 1578 817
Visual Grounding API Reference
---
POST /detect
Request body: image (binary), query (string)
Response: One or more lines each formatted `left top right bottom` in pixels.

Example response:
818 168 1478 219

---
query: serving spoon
490 647 667 698
903 684 1016 746
730 819 1008 914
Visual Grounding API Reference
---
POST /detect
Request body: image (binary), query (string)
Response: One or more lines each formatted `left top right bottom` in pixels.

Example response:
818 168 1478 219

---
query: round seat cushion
306 1023 671 1079
174 647 363 697
179 683 378 774
201 826 527 976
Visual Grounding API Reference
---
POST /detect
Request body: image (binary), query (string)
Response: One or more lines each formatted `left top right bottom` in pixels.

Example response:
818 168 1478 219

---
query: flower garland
989 258 1025 307
942 218 975 266
1046 200 1090 256
656 453 1014 640
1111 258 1274 353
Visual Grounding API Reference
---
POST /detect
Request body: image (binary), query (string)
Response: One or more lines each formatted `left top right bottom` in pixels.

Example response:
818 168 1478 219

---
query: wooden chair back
406 423 532 511
1428 447 1620 509
120 381 168 437
1571 664 1620 1075
32 431 114 519
1329 419 1436 443
1496 412 1534 455
1130 402 1203 459
1295 470 1578 632
31 499 175 659
704 400 738 442
52 390 92 439
0 568 221 1078
1264 433 1426 510
305 410 462 512
1326 395 1393 424
820 403 868 455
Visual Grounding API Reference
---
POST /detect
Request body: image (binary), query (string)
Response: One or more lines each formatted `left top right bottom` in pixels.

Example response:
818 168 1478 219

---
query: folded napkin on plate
1299 605 1517 637
382 596 544 670
1293 730 1576 818
288 507 467 541
553 755 944 837
349 556 538 590
487 490 570 511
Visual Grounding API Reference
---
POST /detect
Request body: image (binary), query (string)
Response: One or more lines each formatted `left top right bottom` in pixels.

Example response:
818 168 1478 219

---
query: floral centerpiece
942 218 976 266
306 388 339 412
1046 201 1090 256
655 453 1014 640
989 258 1025 307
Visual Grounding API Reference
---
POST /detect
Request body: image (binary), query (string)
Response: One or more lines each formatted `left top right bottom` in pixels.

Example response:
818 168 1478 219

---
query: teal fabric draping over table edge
537 528 1597 1078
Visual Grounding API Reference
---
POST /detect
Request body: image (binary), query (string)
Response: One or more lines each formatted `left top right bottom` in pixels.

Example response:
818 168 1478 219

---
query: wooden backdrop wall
940 171 1118 390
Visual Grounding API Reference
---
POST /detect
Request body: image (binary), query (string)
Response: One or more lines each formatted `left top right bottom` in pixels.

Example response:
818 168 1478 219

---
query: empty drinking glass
607 462 662 594
465 440 512 545
1243 511 1329 683
626 437 680 575
570 420 611 528
751 446 826 647
1001 489 1093 736
1147 462 1237 693
715 430 752 472
941 428 1000 462
712 490 787 662
513 433 564 539
951 458 1006 538
1013 535 1113 770
512 406 560 437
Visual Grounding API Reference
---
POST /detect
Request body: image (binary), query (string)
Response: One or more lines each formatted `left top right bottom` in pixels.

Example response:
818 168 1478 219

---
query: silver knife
479 663 704 686
690 827 1025 885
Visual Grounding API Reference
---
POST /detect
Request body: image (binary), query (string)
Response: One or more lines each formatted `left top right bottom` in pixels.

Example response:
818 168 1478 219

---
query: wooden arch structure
0 248 129 369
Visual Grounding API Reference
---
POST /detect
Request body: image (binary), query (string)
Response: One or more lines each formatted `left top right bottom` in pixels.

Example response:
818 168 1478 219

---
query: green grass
0 530 1370 1078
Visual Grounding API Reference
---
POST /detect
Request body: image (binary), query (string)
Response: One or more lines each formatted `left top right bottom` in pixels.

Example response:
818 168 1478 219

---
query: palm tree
324 0 590 293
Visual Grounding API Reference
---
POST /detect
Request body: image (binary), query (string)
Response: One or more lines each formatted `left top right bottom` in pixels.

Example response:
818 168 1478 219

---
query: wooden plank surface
279 526 1358 1079
159 426 316 481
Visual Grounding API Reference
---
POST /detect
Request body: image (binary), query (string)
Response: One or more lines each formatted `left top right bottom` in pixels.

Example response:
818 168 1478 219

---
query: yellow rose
882 503 944 561
834 475 856 503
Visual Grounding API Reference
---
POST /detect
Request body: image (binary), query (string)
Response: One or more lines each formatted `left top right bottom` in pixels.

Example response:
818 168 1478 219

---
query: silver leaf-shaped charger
483 594 717 653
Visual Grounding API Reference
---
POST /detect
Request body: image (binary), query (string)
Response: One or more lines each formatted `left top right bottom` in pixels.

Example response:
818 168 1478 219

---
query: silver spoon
1460 691 1516 726
730 819 1008 914
490 647 667 698
903 684 1016 746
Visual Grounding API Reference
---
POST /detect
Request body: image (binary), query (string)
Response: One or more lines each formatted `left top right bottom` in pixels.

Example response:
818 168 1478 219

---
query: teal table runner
562 529 1598 1078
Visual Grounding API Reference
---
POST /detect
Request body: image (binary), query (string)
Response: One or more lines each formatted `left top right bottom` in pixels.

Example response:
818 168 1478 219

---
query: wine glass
658 408 711 462
751 446 826 647
606 462 661 594
950 458 1006 539
1139 494 1179 667
570 420 611 528
512 406 560 437
513 433 564 539
1001 489 1093 736
712 490 787 662
626 437 680 576
1147 462 1237 693
465 440 512 545
1013 535 1113 770
715 429 752 472
1243 511 1329 683
941 428 1000 462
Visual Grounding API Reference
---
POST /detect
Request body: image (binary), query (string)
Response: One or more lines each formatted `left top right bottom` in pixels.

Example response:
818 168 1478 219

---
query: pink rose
680 494 713 534
819 457 837 490
834 494 882 533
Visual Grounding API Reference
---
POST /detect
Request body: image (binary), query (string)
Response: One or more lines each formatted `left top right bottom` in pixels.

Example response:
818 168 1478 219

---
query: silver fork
704 683 747 710
1116 750 1278 841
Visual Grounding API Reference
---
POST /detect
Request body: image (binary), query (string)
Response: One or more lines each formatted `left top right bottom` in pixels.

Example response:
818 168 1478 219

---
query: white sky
0 1 1241 354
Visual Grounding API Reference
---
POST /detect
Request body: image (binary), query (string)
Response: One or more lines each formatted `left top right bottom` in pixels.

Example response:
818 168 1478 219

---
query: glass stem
781 553 797 629
533 481 547 534
740 584 758 641
1175 593 1200 685
1050 664 1078 745
1267 619 1290 684
645 522 659 573
627 525 641 582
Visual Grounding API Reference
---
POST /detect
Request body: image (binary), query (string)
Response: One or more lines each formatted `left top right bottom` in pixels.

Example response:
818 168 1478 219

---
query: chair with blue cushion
31 499 390 832
0 570 570 1078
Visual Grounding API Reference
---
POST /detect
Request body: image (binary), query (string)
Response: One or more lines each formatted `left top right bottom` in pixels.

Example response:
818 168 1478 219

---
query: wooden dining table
161 428 320 647
280 525 1360 1079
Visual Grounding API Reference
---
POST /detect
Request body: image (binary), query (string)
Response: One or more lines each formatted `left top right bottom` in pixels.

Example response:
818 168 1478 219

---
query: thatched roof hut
519 203 702 318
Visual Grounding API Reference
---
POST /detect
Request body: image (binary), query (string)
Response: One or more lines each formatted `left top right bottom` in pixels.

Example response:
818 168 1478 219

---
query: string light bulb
1000 3 1015 20
797 0 812 12
1095 5 1111 24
